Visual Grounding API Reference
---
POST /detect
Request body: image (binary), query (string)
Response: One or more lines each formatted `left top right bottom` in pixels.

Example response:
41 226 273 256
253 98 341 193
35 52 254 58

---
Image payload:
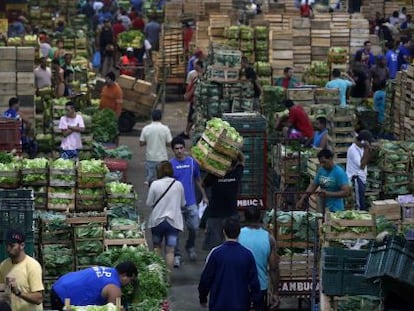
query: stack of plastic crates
0 119 22 154
365 235 414 287
322 247 380 296
0 189 35 261
222 112 267 209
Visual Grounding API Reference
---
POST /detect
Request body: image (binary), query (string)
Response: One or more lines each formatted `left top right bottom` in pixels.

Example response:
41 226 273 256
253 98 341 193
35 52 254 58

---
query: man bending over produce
50 261 137 309
296 149 350 212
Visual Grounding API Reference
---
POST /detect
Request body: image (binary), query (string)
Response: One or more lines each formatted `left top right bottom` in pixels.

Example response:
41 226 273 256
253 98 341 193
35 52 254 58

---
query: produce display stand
272 191 320 310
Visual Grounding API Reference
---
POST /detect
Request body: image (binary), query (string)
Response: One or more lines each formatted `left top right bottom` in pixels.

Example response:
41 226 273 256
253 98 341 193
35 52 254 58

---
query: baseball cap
357 130 374 143
5 229 25 244
126 47 134 52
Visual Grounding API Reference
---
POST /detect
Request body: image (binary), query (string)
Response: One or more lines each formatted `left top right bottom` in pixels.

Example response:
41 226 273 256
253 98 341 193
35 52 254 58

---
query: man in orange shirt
99 71 123 118
118 47 139 77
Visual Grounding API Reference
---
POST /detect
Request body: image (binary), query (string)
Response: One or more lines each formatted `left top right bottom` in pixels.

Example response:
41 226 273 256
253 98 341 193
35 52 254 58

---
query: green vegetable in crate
329 211 372 234
0 152 13 163
254 26 268 39
206 118 243 144
107 182 133 194
78 159 109 184
239 25 254 40
92 109 119 143
254 62 272 76
226 26 240 39
22 157 48 183
118 30 145 48
75 224 103 239
49 188 73 205
42 244 73 276
70 303 118 311
76 240 103 253
0 160 19 185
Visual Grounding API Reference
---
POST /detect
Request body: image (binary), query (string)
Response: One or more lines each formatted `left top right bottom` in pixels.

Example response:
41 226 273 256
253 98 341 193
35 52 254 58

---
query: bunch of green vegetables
0 156 19 185
329 211 373 234
254 62 272 76
75 223 104 239
50 158 75 182
206 117 244 144
49 188 73 205
92 109 119 143
77 188 104 206
42 244 73 276
191 145 229 172
106 182 137 206
78 159 109 185
70 303 117 311
118 30 145 48
22 157 48 184
39 212 71 241
106 218 144 239
277 211 322 242
254 26 268 39
92 142 132 160
96 245 168 305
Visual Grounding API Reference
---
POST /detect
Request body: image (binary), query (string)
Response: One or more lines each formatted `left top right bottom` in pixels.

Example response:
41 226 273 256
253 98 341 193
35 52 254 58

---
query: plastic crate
0 190 34 236
322 247 380 296
365 236 414 287
222 112 267 132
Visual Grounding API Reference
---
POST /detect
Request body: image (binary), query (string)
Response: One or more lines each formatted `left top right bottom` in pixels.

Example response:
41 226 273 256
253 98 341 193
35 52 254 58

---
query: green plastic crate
322 247 380 296
365 236 414 287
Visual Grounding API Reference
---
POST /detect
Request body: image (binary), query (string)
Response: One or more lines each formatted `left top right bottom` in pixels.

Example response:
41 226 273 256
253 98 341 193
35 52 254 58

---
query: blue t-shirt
325 79 352 107
3 108 19 119
239 227 271 291
170 156 200 206
52 267 121 306
385 50 398 79
397 45 410 70
373 90 386 123
312 129 328 148
314 164 349 212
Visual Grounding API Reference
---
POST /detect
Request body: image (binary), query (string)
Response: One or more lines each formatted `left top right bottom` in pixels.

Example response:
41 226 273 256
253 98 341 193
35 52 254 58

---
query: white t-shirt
146 176 186 230
346 143 367 183
59 114 85 150
139 121 172 161
186 69 198 84
34 66 52 89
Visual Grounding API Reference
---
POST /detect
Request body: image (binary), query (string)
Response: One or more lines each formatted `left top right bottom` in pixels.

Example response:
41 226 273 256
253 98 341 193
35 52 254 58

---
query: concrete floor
119 100 309 310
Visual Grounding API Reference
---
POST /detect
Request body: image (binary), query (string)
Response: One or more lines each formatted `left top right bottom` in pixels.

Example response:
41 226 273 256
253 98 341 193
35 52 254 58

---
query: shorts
187 104 195 123
61 149 79 159
151 219 180 247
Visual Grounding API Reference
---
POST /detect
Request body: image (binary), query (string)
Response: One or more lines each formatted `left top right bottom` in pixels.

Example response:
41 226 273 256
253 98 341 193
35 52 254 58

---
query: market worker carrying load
99 71 123 118
50 262 137 310
274 99 314 144
118 47 139 77
296 149 351 212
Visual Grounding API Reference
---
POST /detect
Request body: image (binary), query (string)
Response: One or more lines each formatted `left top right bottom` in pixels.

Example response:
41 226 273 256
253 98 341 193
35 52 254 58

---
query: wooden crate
16 47 35 60
0 47 16 60
287 88 314 101
279 254 315 278
49 168 76 187
47 188 75 212
370 199 401 222
323 212 375 242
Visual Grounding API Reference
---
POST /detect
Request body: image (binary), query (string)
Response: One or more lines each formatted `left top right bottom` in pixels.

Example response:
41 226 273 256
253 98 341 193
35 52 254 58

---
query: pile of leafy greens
92 109 119 143
95 245 168 308
50 158 75 182
78 159 109 185
329 211 373 234
43 244 73 276
22 157 48 184
92 142 132 160
0 154 19 185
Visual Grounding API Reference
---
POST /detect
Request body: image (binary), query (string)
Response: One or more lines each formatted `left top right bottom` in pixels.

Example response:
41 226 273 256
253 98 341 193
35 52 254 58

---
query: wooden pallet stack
331 13 350 50
404 66 414 140
48 159 76 213
262 13 291 31
311 15 331 62
384 2 401 18
349 16 369 55
393 71 404 139
331 107 355 161
360 0 384 19
157 25 185 83
208 14 231 45
196 21 210 53
183 0 204 18
164 1 183 23
292 17 311 80
270 31 293 78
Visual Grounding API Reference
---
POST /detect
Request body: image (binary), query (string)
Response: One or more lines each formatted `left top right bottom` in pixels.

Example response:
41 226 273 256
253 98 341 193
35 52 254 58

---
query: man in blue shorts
170 136 208 267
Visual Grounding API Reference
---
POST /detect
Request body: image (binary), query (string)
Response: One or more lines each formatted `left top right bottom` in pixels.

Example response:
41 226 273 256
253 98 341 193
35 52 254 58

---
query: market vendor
274 67 302 89
99 71 123 118
50 262 137 309
274 99 314 143
59 101 85 160
296 149 351 212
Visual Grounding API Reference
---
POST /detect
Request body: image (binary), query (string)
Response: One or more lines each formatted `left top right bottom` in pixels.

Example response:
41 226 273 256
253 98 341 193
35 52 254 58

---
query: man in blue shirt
385 41 398 79
354 41 376 69
198 218 262 311
325 69 355 107
51 262 137 309
296 149 350 212
170 136 208 267
144 17 161 51
373 80 386 124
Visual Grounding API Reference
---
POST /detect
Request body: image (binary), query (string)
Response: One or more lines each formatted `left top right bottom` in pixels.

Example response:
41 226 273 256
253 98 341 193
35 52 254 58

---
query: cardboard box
133 79 152 94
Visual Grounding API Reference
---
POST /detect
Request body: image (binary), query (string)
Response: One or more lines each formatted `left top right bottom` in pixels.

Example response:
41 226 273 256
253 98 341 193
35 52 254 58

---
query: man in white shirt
346 130 374 211
59 101 85 160
139 109 173 185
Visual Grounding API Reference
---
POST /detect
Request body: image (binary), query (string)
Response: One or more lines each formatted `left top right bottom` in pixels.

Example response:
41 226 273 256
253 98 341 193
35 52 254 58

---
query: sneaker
188 248 197 261
173 256 181 268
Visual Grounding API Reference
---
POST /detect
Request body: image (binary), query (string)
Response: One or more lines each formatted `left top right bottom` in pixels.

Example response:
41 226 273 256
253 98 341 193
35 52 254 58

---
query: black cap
5 229 25 244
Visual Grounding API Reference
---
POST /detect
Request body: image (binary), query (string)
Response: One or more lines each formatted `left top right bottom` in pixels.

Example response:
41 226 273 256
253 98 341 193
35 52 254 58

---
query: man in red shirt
131 13 145 31
118 47 139 77
275 99 314 142
300 0 313 18
112 18 126 40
